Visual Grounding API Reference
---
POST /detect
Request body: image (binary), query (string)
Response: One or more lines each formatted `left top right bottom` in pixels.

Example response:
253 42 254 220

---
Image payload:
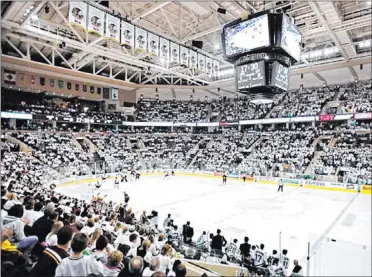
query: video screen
223 14 270 59
281 15 302 62
236 61 266 90
271 61 289 91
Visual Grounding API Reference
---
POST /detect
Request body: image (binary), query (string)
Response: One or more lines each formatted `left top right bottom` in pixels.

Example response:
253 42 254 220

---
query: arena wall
52 170 365 194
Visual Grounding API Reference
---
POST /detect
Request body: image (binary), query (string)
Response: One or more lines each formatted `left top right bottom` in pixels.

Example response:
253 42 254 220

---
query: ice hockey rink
55 175 372 276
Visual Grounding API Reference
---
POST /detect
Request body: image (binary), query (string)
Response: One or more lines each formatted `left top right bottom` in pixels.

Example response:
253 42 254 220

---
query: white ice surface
56 175 371 276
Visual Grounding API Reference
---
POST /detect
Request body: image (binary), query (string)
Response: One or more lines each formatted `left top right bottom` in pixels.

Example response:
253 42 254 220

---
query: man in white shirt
23 201 44 227
142 256 160 277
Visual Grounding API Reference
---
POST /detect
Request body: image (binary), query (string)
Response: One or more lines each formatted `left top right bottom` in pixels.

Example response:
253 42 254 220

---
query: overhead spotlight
323 82 327 87
214 44 221 50
264 55 269 60
31 14 38 21
44 4 50 14
217 7 226 14
354 77 359 83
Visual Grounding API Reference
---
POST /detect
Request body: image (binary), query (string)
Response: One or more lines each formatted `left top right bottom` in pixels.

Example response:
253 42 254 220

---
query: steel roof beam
132 1 171 23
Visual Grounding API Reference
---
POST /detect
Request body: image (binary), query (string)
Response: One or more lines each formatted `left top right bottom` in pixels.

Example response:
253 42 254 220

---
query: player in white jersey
268 250 280 266
114 177 120 189
268 264 286 276
254 244 268 267
277 179 284 192
225 239 240 261
280 249 290 270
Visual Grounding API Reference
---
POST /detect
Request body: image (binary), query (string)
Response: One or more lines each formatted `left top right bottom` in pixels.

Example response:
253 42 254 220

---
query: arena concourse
1 1 371 277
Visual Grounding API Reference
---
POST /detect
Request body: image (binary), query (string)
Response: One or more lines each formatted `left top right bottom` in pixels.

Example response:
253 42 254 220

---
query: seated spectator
174 262 187 277
2 204 38 263
166 259 181 277
55 233 103 276
119 256 144 277
158 244 173 274
31 226 73 277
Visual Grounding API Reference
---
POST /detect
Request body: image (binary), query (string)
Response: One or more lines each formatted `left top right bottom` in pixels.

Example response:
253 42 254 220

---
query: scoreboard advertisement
223 14 270 59
271 61 289 91
236 61 266 90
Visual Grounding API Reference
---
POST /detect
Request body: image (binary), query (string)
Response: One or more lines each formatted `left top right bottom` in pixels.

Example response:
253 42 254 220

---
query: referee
277 179 284 192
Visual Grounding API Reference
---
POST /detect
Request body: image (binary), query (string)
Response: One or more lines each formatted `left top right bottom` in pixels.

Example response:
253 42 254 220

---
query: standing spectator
91 235 110 264
45 221 64 246
69 214 78 233
182 221 193 244
22 200 43 227
225 238 240 260
158 244 172 274
211 229 227 253
103 250 124 277
55 233 103 276
167 259 181 277
290 259 303 276
142 256 160 277
31 226 73 277
174 262 187 277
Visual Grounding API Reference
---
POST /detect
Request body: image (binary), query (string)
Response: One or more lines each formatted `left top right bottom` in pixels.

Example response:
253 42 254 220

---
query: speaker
217 8 226 14
192 40 203 49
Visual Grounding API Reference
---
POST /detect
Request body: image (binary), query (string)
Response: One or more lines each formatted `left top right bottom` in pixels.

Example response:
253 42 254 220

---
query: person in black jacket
211 229 227 253
239 236 251 262
182 221 194 244
31 225 73 277
31 211 59 243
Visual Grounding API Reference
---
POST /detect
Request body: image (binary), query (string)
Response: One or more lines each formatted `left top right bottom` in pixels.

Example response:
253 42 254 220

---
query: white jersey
280 254 290 269
225 242 240 258
269 265 286 276
268 254 280 266
254 249 268 266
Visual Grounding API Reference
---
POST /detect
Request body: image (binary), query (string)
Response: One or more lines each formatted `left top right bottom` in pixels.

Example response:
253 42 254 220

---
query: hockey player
164 171 170 178
135 172 140 180
225 239 240 262
114 177 120 189
222 174 227 185
242 174 246 182
268 250 280 266
277 179 284 192
254 244 268 267
171 170 175 176
95 180 102 190
280 249 290 271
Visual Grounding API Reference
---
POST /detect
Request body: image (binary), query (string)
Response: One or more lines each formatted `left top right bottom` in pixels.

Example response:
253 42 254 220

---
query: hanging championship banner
105 14 120 42
68 2 87 30
111 88 119 100
148 32 159 56
189 50 197 69
159 37 170 65
170 42 179 65
121 21 135 48
87 5 104 36
197 53 206 72
180 46 189 67
213 60 220 77
205 57 213 75
135 27 148 54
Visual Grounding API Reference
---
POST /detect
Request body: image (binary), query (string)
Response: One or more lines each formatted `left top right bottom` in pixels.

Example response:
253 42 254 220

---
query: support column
312 121 316 127
116 124 119 131
286 122 289 130
171 126 174 132
52 121 57 128
87 122 91 131
238 125 241 132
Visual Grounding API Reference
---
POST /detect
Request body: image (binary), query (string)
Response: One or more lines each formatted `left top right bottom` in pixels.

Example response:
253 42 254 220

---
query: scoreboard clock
236 61 266 90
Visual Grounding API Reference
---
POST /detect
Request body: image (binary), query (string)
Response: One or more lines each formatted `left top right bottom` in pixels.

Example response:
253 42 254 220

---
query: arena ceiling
1 1 371 99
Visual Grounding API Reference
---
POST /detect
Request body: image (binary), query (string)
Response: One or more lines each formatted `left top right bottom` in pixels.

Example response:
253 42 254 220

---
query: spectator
92 235 110 264
31 226 73 277
174 262 187 277
32 210 59 243
103 250 124 277
167 259 181 277
158 244 173 274
22 200 43 227
55 233 103 276
119 256 144 277
2 204 38 263
142 256 160 277
46 221 64 246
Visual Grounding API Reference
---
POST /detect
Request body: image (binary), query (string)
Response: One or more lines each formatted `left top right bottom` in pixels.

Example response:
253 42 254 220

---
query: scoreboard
271 61 289 91
236 61 266 90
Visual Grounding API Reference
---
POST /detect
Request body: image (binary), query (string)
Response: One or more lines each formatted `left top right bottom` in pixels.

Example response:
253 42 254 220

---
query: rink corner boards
54 172 371 195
